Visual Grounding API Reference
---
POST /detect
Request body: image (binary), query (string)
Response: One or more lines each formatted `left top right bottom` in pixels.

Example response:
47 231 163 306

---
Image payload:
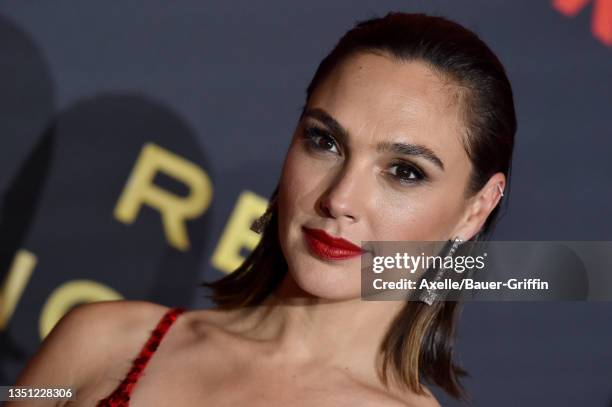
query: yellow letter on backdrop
0 249 37 331
211 191 267 274
39 279 123 339
114 142 213 251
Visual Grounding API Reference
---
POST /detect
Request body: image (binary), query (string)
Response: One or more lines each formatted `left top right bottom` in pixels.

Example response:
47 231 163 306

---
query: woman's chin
282 264 362 301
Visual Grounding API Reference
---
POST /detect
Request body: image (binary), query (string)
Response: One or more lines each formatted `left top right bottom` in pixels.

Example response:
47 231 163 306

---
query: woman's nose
317 164 366 222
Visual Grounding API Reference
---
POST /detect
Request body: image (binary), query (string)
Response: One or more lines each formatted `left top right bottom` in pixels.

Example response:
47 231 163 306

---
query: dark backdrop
0 1 610 405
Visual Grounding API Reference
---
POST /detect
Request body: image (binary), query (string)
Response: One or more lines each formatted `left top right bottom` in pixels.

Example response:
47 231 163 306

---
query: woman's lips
302 226 364 260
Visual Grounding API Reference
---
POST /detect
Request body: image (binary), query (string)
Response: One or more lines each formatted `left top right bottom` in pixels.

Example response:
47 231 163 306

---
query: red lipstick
302 226 364 260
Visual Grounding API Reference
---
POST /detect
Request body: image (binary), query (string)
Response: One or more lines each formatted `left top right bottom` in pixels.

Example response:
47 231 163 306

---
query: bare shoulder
12 300 170 390
70 299 171 332
356 380 441 407
403 385 442 407
47 299 171 346
376 386 441 407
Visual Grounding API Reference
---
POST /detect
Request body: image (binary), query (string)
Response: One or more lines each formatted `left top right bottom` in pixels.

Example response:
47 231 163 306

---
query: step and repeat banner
0 2 610 406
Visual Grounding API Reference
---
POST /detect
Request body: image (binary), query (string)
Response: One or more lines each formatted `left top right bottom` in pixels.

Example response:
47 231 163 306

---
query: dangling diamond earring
250 208 272 234
250 194 278 235
419 236 463 306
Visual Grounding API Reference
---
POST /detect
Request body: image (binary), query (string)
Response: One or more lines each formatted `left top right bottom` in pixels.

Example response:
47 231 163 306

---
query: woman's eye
303 127 339 154
389 162 426 184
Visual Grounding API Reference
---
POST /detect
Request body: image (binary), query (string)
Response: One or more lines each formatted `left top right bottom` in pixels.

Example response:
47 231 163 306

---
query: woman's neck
226 273 407 384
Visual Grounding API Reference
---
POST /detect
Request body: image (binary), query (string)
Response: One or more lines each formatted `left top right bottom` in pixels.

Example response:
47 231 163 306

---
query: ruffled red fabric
97 307 186 406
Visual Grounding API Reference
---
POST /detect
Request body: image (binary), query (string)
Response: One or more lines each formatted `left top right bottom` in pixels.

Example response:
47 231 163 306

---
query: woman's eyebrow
302 108 350 144
376 141 445 171
302 107 445 171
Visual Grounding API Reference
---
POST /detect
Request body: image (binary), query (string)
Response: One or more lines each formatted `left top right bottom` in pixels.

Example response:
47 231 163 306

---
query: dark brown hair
202 12 516 400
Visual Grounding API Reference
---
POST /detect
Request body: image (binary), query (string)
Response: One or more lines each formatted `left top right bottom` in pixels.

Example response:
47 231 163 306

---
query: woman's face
278 52 492 300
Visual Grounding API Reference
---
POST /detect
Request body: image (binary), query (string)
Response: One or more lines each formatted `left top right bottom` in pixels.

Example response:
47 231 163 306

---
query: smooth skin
10 52 504 406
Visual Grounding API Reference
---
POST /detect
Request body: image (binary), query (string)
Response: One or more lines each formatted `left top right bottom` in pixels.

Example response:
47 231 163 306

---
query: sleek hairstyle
202 12 516 400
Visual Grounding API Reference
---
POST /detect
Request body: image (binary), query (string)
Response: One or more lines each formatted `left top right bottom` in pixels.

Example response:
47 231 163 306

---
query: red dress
97 307 186 406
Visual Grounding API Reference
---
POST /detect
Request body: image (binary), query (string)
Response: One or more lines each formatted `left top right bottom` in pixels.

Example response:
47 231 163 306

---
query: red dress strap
97 306 186 407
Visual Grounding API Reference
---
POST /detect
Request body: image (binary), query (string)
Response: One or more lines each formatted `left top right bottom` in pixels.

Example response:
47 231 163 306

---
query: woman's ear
453 172 506 241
